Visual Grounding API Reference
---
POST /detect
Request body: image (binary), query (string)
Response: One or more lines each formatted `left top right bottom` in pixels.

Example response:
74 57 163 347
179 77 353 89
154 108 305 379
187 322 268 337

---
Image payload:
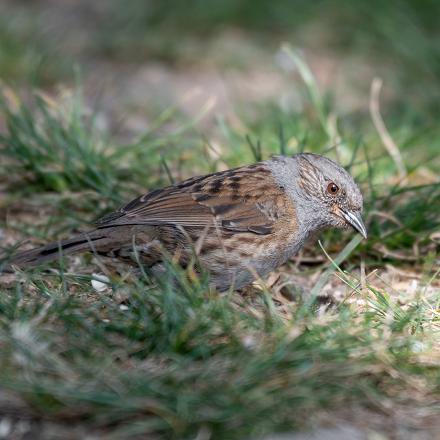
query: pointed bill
341 209 367 239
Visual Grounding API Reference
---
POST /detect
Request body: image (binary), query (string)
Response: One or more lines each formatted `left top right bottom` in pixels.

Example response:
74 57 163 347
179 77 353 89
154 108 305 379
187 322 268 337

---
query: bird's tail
1 230 110 271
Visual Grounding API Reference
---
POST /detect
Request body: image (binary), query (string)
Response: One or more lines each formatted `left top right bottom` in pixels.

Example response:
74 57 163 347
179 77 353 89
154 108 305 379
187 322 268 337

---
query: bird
2 153 367 292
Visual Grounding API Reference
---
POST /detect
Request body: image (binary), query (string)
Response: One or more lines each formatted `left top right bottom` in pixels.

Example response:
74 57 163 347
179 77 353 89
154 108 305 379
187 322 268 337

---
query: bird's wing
96 164 287 235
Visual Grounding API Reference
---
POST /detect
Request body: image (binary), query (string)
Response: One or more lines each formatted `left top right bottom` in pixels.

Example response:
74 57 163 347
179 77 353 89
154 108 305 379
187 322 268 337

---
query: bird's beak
340 209 368 239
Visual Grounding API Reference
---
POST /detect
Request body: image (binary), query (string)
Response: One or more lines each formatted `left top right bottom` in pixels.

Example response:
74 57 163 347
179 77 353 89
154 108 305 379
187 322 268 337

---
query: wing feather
96 164 287 235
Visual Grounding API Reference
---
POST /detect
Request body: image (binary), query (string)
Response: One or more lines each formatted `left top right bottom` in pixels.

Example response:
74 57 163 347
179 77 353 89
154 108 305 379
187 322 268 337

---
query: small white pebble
102 319 110 323
411 341 425 353
0 418 12 438
242 335 257 349
91 273 110 292
119 305 129 311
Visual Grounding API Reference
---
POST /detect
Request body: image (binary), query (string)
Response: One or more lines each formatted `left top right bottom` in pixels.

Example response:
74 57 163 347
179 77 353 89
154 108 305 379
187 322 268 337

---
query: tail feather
2 231 108 271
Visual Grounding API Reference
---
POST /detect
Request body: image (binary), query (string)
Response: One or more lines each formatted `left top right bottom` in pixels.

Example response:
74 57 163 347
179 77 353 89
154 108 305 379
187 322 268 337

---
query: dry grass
0 2 440 436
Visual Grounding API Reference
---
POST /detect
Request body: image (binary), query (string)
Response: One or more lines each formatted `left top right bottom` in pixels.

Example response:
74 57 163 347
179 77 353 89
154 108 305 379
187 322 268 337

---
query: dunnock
3 153 366 291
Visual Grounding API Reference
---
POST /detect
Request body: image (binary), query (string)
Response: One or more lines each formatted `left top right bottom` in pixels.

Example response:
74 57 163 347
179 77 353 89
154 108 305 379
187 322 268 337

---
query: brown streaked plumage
2 153 367 291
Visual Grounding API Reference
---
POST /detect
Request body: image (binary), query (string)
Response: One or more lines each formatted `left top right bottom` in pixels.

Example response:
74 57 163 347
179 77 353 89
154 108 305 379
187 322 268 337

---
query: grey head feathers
267 153 366 239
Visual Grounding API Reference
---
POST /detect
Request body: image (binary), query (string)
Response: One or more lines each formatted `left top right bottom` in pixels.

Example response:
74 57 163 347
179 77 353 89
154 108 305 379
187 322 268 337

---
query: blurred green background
2 0 440 108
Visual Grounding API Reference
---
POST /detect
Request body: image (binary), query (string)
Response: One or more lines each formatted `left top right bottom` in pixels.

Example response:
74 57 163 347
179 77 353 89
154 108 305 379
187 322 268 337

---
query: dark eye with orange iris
327 182 339 195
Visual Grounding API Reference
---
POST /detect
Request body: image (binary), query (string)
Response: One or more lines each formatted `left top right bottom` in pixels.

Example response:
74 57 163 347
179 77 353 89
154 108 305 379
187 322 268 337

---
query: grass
0 265 438 439
0 9 66 85
0 55 439 438
0 4 439 438
0 83 214 245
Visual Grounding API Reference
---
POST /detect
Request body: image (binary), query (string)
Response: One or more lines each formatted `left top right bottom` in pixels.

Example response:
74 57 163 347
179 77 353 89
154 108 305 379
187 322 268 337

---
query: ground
0 1 439 439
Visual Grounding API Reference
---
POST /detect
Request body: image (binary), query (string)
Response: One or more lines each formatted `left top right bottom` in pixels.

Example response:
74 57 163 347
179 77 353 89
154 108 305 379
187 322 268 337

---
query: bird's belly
113 225 302 292
199 231 300 291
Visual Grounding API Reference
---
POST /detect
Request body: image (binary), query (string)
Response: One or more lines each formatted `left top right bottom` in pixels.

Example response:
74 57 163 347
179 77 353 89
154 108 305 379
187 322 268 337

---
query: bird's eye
327 182 339 195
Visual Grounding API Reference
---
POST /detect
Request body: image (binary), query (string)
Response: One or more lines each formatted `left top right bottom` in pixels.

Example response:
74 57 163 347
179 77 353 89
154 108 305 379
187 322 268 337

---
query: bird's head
293 153 367 238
